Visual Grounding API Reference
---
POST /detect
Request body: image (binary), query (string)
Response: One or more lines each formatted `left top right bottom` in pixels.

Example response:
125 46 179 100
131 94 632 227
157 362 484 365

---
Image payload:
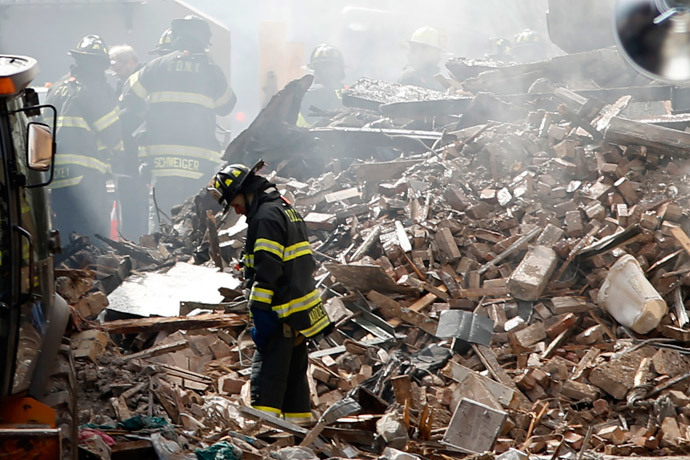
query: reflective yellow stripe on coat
57 116 91 131
243 254 255 268
253 238 284 259
299 313 331 338
127 71 148 99
214 86 235 108
50 176 84 189
151 169 204 179
149 91 215 109
283 241 312 261
92 108 120 132
55 154 110 174
271 289 321 319
139 144 222 163
249 287 274 305
253 239 313 262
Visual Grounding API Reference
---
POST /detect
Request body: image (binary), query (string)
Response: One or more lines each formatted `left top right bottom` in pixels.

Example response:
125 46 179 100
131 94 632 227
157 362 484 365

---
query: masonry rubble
57 47 690 459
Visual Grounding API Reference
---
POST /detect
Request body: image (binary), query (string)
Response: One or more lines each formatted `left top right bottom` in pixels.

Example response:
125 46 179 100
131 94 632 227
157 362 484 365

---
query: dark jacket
120 50 236 182
298 83 342 127
46 69 123 189
399 66 444 91
242 188 331 338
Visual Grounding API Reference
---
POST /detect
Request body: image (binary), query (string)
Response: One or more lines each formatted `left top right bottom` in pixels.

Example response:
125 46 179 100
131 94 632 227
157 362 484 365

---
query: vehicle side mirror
16 104 57 189
27 122 53 171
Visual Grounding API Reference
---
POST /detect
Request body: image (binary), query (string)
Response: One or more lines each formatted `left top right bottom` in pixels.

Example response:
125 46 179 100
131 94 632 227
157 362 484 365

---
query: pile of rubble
59 47 690 459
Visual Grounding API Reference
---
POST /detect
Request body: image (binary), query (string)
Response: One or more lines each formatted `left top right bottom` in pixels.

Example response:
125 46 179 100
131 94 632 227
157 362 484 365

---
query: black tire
42 338 78 460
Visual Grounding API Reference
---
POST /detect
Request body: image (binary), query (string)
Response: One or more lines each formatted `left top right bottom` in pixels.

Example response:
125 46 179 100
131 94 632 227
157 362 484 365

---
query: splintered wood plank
349 226 382 262
401 284 449 319
151 377 180 424
671 226 690 258
110 440 155 456
101 312 246 334
122 340 189 362
542 329 570 360
408 292 438 313
478 226 541 275
367 290 438 335
325 187 361 203
605 116 690 155
570 347 601 381
443 361 516 409
594 95 631 132
472 344 530 408
394 220 412 253
458 287 509 298
324 263 417 295
391 374 412 405
438 270 461 298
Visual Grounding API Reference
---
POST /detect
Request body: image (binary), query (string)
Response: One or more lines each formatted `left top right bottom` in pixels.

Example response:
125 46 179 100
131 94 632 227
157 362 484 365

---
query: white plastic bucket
597 254 667 334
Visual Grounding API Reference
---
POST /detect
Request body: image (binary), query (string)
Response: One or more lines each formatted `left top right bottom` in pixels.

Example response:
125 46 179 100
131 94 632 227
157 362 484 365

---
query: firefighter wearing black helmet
208 161 332 422
149 28 174 57
120 15 236 224
47 34 123 241
298 44 345 127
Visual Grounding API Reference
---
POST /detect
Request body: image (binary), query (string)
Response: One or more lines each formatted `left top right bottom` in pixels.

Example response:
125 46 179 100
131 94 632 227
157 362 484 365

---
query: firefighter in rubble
484 37 513 62
120 15 236 222
149 28 175 57
298 44 346 127
399 26 446 91
208 161 332 423
47 34 123 242
511 28 548 63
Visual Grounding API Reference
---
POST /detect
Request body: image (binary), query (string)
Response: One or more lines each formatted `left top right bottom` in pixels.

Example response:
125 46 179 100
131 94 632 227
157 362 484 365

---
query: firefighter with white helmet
298 44 346 127
399 26 446 91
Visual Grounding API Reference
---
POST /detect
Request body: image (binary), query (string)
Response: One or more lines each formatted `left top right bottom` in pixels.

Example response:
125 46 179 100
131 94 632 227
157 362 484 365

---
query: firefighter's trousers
250 323 311 420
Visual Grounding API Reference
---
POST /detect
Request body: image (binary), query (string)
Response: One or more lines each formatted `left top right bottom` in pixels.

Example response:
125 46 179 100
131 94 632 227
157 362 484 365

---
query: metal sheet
344 293 397 339
107 262 241 317
443 398 507 454
435 310 494 346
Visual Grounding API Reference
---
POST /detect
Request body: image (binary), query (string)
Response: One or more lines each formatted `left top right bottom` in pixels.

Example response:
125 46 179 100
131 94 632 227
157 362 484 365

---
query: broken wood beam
206 210 223 270
394 220 412 253
122 340 190 362
671 226 690 258
367 290 438 335
478 226 540 275
472 344 530 408
94 233 161 265
350 226 382 262
604 116 690 155
101 312 246 334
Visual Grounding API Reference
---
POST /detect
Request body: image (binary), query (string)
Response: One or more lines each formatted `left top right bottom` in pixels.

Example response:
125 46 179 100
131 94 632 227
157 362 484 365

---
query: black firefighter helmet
69 34 111 67
207 160 266 207
149 28 174 56
171 15 212 50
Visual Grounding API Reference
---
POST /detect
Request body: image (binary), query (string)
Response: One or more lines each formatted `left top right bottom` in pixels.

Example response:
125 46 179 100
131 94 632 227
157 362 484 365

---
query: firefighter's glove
250 307 279 351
